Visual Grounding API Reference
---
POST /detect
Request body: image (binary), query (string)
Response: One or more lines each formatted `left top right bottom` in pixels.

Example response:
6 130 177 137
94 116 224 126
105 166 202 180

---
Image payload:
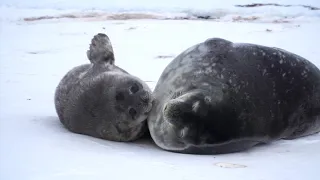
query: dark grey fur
54 33 153 142
148 37 320 154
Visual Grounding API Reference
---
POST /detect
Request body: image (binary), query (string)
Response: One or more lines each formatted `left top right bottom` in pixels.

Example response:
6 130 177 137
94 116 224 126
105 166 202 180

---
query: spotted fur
148 38 320 154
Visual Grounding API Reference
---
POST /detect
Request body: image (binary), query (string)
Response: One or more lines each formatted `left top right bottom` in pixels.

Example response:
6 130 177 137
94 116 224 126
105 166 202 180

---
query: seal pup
54 33 153 142
148 37 320 154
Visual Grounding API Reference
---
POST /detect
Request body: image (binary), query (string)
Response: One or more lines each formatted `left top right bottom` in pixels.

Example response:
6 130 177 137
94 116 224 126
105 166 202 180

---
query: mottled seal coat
148 38 320 154
54 33 153 142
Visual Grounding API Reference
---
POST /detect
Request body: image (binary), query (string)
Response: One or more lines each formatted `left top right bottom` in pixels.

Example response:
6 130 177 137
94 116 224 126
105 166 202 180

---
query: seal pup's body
55 33 153 142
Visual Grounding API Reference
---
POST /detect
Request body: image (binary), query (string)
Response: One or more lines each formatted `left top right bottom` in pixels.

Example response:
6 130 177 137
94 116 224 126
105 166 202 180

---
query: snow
1 0 320 23
1 0 320 10
1 0 320 180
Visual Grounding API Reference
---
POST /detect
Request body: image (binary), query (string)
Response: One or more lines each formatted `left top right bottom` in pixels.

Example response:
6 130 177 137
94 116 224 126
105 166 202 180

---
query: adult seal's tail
147 37 320 154
54 33 153 142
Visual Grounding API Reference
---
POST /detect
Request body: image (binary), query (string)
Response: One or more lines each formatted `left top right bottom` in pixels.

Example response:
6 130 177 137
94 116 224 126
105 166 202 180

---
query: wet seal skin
148 37 320 154
54 33 153 142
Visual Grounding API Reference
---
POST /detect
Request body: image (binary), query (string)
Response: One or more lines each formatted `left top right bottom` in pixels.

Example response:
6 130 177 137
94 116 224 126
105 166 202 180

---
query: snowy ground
1 1 320 180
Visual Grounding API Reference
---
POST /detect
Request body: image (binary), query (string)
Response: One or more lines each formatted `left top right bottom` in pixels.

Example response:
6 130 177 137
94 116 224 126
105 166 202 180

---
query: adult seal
148 37 320 154
54 33 153 142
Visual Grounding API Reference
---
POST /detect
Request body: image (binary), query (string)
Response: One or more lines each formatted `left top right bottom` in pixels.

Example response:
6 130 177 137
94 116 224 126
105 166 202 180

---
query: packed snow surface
0 0 320 180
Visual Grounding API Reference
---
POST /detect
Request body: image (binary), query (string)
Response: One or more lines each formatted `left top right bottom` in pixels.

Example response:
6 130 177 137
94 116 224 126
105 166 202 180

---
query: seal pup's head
64 71 154 141
105 72 154 129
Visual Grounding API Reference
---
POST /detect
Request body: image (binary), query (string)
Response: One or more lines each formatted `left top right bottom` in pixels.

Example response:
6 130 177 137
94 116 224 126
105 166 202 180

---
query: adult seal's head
54 33 153 142
148 37 320 154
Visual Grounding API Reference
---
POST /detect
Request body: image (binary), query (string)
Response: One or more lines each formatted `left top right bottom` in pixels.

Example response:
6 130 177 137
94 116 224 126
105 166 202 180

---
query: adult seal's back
148 37 320 154
54 33 153 142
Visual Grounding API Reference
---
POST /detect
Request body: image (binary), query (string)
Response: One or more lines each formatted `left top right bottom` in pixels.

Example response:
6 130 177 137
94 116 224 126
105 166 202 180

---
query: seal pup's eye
129 83 139 94
115 92 125 101
129 108 137 120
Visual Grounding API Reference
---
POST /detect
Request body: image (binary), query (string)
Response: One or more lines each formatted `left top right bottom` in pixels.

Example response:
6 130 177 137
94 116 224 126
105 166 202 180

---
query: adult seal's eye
115 92 125 101
129 83 139 94
129 108 137 120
